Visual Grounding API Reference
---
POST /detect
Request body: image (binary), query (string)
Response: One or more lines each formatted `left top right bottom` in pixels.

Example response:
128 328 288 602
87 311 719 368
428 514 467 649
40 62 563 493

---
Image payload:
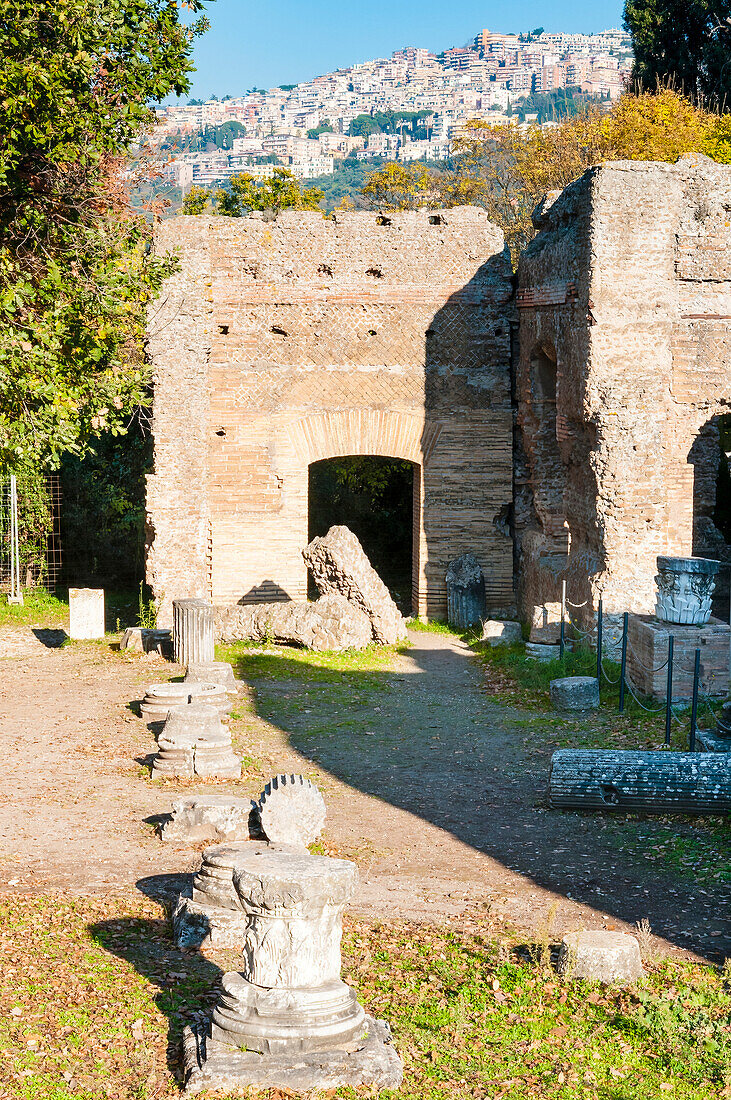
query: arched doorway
308 456 416 615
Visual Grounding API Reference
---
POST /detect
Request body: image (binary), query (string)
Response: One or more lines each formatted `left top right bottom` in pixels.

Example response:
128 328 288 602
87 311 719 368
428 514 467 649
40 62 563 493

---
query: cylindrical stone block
173 598 214 667
550 676 600 711
548 749 731 814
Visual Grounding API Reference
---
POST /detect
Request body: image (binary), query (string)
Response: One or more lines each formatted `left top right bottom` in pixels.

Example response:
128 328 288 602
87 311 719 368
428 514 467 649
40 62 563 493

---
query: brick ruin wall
146 208 515 624
516 154 731 626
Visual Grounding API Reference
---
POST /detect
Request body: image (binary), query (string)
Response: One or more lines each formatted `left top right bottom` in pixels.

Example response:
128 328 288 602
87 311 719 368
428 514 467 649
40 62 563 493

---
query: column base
183 1014 403 1094
210 973 366 1054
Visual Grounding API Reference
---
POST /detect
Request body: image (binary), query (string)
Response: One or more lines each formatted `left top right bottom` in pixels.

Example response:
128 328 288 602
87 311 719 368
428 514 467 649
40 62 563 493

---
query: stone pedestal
655 555 720 626
69 588 105 640
140 681 232 722
627 614 731 700
185 661 238 694
162 795 255 844
174 598 215 667
183 844 402 1091
151 705 241 780
209 848 364 1054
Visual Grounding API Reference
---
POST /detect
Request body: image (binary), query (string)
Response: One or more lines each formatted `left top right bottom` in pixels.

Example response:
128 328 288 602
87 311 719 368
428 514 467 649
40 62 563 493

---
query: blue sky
183 0 626 100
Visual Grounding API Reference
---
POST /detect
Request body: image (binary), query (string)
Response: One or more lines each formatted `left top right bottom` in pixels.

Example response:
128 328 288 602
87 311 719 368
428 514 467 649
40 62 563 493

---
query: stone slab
557 931 644 984
69 588 105 640
481 620 522 646
627 614 731 701
182 1015 403 1094
161 795 256 844
550 675 600 711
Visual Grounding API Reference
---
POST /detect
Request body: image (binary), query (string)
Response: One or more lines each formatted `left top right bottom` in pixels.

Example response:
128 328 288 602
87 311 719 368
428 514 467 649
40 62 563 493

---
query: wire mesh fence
0 474 62 594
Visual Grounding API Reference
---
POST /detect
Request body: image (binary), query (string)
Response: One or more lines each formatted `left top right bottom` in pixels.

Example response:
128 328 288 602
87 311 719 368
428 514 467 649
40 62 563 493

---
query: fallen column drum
548 749 731 815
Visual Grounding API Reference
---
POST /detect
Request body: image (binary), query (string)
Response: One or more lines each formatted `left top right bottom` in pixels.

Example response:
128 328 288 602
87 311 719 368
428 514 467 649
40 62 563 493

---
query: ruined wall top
154 206 510 288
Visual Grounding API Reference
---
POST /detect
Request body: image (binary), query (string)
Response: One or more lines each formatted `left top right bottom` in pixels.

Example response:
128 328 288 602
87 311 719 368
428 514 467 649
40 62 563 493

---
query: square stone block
69 588 105 640
627 614 731 701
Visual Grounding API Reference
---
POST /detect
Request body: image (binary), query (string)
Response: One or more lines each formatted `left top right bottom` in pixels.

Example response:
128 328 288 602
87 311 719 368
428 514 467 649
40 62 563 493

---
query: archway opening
308 456 415 615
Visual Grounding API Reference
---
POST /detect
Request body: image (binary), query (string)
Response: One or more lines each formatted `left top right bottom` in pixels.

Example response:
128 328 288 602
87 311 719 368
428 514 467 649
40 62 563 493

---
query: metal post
596 598 603 685
560 580 566 660
619 611 628 714
689 647 700 752
664 634 674 747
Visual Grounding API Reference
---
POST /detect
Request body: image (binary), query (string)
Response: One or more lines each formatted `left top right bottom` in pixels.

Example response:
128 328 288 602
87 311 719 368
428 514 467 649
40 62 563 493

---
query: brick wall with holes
147 208 515 623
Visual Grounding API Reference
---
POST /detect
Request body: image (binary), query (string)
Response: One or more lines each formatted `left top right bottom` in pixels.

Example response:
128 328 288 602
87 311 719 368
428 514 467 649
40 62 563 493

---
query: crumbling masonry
146 208 514 622
147 155 731 627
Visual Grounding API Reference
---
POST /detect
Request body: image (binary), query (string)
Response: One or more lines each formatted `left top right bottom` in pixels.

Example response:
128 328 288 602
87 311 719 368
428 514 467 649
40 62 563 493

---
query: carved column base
211 974 365 1054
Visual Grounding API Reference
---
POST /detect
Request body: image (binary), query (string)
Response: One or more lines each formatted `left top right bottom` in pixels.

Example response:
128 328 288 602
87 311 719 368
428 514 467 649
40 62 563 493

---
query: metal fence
558 581 725 752
0 474 62 594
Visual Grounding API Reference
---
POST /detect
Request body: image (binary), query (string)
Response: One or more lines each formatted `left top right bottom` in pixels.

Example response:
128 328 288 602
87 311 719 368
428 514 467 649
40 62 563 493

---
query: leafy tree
308 121 334 139
182 186 211 215
349 115 382 139
0 0 210 473
624 0 731 107
445 89 731 259
212 168 323 215
361 162 439 210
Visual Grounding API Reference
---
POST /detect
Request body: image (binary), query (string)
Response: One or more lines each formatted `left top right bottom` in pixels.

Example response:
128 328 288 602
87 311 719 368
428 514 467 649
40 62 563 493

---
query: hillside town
153 27 633 190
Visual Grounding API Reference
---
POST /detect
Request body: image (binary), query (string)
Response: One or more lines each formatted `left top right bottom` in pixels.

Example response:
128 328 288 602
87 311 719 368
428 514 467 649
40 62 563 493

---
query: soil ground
0 626 728 964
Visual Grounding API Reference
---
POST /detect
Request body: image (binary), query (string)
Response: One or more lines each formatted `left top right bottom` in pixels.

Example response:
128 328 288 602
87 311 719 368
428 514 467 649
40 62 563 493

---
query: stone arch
288 409 443 467
289 411 442 616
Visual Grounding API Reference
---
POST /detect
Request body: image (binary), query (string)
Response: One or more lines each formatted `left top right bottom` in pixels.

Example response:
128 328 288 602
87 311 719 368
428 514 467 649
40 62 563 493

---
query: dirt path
0 627 728 963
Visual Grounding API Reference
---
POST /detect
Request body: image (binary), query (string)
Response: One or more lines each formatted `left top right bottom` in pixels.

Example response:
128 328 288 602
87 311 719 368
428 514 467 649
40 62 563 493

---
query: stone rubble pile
303 525 407 645
215 592 373 652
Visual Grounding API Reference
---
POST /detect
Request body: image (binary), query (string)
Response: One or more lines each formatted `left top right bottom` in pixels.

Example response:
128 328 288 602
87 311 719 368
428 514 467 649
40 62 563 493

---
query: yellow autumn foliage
368 90 731 261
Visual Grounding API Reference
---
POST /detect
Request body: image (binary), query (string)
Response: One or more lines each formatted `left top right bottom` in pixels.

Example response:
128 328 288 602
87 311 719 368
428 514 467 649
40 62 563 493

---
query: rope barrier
566 597 590 609
600 657 621 685
623 639 670 674
622 672 667 714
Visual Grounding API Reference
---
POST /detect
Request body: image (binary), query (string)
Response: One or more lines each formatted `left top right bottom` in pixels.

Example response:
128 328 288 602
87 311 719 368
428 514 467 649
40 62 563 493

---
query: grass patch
0 893 728 1100
0 588 68 627
603 818 731 885
217 639 407 685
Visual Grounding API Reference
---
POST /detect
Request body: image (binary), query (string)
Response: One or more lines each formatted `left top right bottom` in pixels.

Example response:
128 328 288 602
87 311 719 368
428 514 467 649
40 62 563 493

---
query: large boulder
303 526 407 645
214 593 373 652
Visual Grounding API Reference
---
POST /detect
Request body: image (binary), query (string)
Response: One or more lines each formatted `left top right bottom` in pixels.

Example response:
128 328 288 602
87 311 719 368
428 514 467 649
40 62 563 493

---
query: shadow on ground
229 630 730 963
